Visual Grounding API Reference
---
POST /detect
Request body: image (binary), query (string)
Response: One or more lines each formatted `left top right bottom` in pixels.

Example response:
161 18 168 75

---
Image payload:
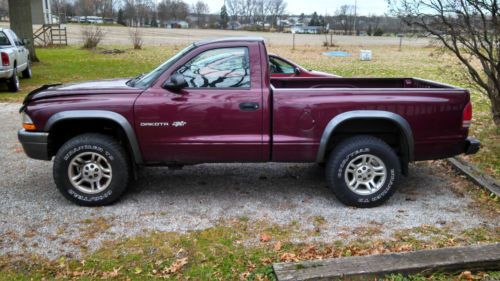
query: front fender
45 110 143 164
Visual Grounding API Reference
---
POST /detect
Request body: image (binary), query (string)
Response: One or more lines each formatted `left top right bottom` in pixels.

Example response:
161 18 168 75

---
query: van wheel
7 66 19 92
53 133 130 206
22 59 32 79
325 135 401 208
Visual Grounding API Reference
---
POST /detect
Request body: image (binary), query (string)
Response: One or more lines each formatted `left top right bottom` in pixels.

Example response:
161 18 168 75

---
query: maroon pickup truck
18 37 479 207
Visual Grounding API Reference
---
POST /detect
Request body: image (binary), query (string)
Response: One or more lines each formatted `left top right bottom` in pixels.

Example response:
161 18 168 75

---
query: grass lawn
1 44 498 178
0 45 498 280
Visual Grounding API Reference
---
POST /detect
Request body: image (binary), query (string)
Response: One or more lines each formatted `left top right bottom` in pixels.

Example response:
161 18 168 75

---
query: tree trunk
488 78 500 126
491 89 500 127
8 0 38 62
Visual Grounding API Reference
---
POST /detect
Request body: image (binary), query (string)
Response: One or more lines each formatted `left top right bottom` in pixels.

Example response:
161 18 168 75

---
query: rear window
0 32 11 46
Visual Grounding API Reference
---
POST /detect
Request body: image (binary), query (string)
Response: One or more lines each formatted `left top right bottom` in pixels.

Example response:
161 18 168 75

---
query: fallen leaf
260 233 271 242
458 271 473 281
274 241 282 251
102 266 121 279
280 252 298 262
162 257 188 274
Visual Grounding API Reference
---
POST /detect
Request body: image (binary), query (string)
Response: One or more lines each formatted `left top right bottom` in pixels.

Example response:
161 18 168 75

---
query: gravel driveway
0 103 495 260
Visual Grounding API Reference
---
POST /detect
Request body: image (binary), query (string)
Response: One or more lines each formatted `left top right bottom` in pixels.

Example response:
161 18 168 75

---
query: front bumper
18 129 51 160
464 137 480 155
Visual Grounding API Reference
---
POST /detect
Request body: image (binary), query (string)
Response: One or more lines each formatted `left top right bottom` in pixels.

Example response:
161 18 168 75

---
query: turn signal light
23 123 36 131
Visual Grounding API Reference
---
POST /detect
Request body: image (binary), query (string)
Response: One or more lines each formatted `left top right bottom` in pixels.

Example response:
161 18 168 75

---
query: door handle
239 102 259 111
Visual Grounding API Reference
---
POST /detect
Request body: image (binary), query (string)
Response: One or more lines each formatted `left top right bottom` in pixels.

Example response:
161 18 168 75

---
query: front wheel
325 135 401 208
53 133 130 206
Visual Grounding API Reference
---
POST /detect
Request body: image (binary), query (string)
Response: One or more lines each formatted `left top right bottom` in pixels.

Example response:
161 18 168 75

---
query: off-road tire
325 135 401 208
22 59 32 79
7 66 19 92
53 133 130 206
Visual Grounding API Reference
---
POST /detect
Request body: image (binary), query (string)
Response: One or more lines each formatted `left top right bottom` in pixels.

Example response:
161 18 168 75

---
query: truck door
134 43 264 163
7 30 27 70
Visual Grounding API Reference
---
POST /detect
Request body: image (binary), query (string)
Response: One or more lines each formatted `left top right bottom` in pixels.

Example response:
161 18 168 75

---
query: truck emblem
172 121 187 127
140 121 187 127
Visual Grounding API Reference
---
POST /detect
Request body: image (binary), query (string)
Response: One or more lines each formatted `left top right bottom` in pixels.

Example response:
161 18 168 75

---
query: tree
220 5 229 28
8 0 38 62
390 0 500 126
336 5 356 35
265 0 287 28
193 0 209 28
117 8 126 25
150 13 158 27
309 12 319 26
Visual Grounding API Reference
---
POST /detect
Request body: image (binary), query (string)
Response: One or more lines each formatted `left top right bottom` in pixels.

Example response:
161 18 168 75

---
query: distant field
0 22 431 46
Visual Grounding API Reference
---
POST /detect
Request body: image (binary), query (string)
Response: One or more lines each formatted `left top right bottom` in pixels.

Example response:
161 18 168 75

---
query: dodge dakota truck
0 28 32 92
18 37 480 207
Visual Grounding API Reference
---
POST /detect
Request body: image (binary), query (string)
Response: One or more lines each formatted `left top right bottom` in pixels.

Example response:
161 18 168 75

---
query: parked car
269 54 339 77
0 28 32 92
18 37 479 207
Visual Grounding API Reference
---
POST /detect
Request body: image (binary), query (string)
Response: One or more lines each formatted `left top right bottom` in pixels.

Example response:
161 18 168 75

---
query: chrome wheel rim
344 154 387 195
67 152 112 194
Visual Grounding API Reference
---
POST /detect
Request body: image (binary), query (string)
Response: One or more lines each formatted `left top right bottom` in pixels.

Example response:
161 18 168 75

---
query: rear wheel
7 66 19 92
325 135 401 207
53 133 130 206
22 59 32 79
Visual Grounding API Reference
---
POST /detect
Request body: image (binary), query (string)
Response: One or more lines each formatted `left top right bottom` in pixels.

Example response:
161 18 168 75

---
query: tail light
462 101 472 128
1 52 9 66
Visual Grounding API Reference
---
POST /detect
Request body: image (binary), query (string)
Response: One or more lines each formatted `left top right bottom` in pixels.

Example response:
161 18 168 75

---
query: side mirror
22 39 30 45
162 73 188 91
294 67 301 75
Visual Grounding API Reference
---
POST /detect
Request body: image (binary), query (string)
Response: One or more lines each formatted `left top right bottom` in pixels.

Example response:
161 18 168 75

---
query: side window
176 47 250 88
0 32 10 46
8 31 20 46
269 57 295 74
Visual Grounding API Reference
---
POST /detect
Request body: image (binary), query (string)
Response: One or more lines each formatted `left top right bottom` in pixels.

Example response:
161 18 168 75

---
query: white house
31 0 53 25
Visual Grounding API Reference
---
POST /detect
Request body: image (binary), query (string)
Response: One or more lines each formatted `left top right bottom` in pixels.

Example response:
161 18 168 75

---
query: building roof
194 36 265 46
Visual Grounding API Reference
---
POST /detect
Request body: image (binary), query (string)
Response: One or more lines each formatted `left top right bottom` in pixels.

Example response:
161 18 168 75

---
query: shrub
374 28 384 36
129 28 143 50
81 25 104 49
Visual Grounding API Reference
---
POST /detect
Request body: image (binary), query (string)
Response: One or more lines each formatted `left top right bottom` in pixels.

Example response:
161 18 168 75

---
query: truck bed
270 77 470 163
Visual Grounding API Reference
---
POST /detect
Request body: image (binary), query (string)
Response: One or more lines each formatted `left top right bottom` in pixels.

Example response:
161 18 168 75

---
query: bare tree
76 0 94 16
193 1 209 28
265 0 287 28
225 0 242 21
336 5 356 35
390 0 500 126
158 0 189 22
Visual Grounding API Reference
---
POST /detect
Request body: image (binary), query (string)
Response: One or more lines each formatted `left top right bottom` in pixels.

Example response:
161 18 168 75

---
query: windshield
130 44 195 88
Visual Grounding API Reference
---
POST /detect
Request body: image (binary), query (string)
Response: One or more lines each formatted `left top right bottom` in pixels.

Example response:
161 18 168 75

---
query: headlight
21 112 36 131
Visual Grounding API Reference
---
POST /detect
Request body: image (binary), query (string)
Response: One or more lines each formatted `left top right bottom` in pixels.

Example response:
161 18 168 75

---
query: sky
182 0 390 16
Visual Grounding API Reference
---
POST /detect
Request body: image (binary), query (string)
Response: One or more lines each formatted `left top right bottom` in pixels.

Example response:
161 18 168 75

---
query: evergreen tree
117 8 126 26
309 12 319 26
151 13 158 27
220 5 228 29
